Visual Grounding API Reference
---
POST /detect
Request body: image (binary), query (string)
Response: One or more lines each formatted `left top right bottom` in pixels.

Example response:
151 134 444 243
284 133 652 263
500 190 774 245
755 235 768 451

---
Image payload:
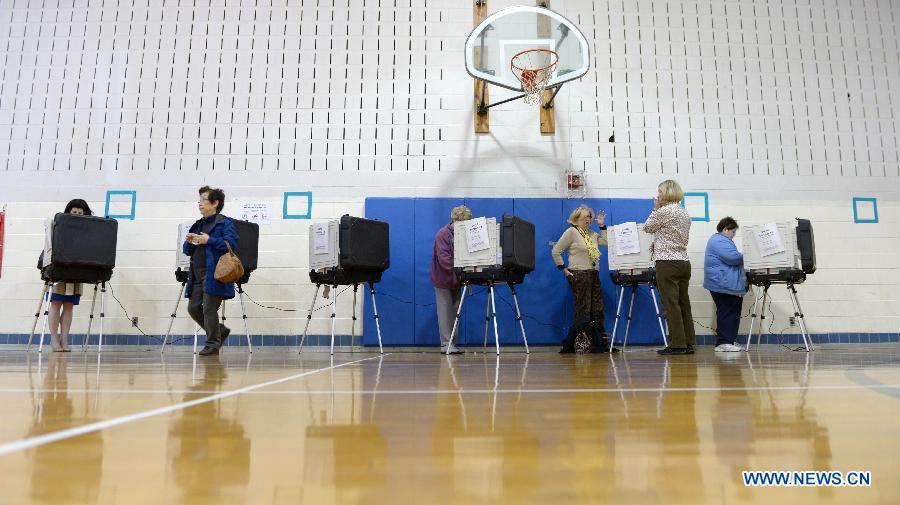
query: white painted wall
1 0 898 340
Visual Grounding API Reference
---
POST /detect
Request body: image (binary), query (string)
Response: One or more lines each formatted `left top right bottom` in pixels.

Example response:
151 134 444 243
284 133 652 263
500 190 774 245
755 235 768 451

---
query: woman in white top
552 205 608 333
644 180 696 355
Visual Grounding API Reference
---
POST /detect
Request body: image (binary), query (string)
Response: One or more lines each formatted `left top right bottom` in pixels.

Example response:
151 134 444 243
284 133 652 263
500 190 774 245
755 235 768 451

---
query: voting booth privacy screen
175 222 192 270
499 215 535 273
606 223 654 271
742 222 799 271
41 213 118 283
309 215 390 272
796 219 816 274
309 220 340 270
232 219 260 283
453 217 501 268
453 215 535 273
339 216 390 272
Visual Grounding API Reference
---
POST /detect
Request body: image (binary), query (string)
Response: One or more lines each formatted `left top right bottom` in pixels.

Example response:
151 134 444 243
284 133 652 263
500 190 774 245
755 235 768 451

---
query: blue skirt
49 293 81 305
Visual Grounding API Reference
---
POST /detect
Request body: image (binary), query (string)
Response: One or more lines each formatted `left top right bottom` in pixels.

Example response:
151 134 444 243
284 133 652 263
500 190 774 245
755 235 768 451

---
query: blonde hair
567 205 594 225
657 179 684 205
450 205 473 222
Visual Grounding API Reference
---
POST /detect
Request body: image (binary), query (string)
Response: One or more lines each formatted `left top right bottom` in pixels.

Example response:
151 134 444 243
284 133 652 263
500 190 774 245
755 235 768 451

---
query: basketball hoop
510 49 559 105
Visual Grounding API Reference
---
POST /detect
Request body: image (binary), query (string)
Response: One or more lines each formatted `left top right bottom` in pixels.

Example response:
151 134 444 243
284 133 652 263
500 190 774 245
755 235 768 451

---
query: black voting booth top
453 214 536 286
39 213 118 283
307 215 390 285
232 219 259 284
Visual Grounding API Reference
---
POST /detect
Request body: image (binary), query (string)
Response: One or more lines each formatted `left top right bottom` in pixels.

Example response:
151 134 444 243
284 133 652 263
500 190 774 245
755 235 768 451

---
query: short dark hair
199 185 225 213
64 199 93 216
716 216 738 233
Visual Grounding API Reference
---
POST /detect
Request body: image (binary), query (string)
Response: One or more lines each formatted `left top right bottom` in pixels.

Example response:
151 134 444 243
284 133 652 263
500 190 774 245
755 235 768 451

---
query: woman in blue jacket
703 217 746 352
183 185 239 356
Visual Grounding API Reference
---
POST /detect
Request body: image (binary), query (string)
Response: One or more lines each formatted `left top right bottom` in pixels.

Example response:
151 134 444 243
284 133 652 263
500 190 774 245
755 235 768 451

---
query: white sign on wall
238 203 274 225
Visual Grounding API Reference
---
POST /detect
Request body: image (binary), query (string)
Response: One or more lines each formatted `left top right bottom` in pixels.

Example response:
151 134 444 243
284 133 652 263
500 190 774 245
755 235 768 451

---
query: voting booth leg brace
220 285 254 353
299 283 384 355
81 283 107 352
160 281 187 353
368 282 385 354
446 281 530 356
746 283 812 352
610 283 668 350
787 284 813 352
26 281 52 351
298 284 322 352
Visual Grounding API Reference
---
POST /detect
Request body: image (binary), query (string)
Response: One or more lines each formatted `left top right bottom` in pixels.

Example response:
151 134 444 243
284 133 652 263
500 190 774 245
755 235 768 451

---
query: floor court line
2 383 899 396
0 354 387 457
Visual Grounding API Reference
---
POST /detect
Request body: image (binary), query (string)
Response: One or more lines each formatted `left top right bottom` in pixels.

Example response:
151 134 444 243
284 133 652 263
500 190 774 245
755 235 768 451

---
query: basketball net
510 49 559 106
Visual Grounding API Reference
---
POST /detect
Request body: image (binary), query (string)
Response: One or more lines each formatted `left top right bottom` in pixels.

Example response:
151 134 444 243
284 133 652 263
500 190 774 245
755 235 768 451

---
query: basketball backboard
465 6 590 92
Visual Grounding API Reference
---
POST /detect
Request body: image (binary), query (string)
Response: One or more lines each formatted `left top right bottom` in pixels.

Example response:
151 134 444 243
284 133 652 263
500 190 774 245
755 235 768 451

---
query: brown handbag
214 242 244 283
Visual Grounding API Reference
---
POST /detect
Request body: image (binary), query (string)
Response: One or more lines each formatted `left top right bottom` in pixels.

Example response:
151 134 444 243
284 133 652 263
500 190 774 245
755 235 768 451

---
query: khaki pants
434 287 462 347
655 260 696 348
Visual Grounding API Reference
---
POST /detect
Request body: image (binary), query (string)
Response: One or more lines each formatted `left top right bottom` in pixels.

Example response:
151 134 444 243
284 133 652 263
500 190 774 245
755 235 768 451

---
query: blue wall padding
361 198 415 345
364 197 666 347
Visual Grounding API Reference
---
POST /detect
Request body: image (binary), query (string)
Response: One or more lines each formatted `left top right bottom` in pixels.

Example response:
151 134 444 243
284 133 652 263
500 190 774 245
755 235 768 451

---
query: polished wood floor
0 345 897 505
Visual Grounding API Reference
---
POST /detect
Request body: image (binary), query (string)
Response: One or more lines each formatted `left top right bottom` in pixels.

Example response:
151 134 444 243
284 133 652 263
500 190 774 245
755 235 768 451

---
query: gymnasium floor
0 345 897 505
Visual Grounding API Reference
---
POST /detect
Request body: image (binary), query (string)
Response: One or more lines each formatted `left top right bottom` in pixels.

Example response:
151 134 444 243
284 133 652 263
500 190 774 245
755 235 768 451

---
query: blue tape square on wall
104 190 137 220
852 197 878 224
681 192 710 222
283 192 313 219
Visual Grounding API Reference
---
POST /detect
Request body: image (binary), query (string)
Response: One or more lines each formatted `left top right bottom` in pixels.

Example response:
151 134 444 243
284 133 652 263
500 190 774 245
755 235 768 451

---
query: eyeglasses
198 198 210 203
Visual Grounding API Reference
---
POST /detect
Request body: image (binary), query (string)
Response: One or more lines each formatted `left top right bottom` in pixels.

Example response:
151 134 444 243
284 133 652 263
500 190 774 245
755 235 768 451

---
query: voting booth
605 222 667 349
301 215 389 355
741 219 817 352
29 213 119 352
448 215 535 355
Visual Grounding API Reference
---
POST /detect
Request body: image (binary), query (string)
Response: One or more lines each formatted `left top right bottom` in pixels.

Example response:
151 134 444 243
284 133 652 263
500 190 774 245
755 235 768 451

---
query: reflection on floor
0 345 897 504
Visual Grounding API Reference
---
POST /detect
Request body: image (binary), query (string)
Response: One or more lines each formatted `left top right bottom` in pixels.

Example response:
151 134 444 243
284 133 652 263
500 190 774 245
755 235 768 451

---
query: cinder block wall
0 0 898 341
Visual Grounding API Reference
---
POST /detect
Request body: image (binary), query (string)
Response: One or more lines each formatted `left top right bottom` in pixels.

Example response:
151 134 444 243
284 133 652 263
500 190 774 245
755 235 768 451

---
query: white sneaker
715 343 743 352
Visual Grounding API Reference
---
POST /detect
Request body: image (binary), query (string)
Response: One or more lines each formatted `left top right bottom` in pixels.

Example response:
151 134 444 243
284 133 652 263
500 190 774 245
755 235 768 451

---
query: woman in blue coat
183 185 239 356
703 217 746 352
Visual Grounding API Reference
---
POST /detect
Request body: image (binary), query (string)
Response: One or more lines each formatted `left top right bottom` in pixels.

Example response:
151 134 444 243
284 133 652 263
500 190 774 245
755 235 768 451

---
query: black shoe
686 345 695 354
220 327 231 347
610 347 621 353
198 346 220 356
657 347 691 355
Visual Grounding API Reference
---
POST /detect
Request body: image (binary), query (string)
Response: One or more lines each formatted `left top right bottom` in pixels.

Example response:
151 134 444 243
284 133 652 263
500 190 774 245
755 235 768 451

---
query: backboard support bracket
537 0 555 134
474 0 490 133
476 84 561 113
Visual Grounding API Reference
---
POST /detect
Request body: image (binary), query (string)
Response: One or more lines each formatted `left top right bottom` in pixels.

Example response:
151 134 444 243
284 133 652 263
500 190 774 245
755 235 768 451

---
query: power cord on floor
108 284 190 345
241 286 352 315
766 298 806 352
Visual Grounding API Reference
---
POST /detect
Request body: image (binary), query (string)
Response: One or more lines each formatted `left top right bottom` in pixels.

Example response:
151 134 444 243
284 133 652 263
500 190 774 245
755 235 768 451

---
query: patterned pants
569 269 604 325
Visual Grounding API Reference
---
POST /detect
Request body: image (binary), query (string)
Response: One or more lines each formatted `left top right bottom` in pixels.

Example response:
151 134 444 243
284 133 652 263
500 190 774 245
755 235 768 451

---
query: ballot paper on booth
614 222 640 255
312 223 330 255
465 217 490 253
755 223 785 257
